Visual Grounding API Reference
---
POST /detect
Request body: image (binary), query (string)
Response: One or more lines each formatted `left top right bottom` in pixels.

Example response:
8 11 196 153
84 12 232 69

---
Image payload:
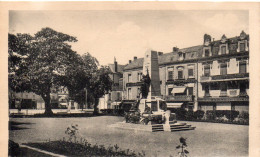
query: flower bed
25 140 145 157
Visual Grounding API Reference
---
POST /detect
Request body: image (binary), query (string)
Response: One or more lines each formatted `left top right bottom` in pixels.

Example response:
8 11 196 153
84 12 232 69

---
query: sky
9 10 248 66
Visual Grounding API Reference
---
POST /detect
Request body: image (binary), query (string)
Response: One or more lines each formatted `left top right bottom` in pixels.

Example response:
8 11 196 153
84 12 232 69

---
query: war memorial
111 50 196 132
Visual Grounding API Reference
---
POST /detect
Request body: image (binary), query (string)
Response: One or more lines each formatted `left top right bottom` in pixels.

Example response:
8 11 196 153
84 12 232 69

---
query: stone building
123 31 249 112
98 58 125 110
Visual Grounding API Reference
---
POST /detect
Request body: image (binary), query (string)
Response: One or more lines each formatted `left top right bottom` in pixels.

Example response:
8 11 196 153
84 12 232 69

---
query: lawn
9 116 248 157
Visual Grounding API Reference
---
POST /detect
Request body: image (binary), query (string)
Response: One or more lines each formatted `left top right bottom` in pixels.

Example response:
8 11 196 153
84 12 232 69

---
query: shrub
206 110 216 120
194 110 205 120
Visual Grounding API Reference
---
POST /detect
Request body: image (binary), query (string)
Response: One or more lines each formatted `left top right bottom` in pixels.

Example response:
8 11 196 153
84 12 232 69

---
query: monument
142 50 161 98
124 50 195 132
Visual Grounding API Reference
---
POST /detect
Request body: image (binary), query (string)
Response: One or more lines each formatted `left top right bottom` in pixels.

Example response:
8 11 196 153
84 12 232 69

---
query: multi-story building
197 31 249 112
123 31 249 113
98 59 125 110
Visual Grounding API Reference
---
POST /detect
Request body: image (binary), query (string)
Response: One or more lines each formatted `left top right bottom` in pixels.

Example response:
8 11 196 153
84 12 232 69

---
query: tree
59 53 99 109
8 27 78 116
88 66 113 115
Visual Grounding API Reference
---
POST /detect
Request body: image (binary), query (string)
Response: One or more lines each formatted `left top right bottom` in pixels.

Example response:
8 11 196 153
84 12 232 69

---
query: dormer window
203 48 211 57
178 52 184 61
221 46 226 55
205 49 210 57
239 43 245 51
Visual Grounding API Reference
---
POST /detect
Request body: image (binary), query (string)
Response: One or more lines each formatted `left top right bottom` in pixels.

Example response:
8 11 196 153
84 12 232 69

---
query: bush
194 110 205 120
125 111 141 124
26 140 145 157
206 110 216 120
9 140 21 156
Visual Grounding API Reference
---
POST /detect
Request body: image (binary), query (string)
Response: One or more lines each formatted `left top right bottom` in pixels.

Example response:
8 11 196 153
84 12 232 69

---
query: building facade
123 31 249 113
98 59 125 110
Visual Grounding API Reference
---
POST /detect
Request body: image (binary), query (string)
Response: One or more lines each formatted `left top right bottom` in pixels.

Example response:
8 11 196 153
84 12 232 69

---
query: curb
20 144 66 157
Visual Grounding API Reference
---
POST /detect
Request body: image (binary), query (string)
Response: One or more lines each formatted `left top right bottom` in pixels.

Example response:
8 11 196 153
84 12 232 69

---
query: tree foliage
9 27 78 115
9 27 113 115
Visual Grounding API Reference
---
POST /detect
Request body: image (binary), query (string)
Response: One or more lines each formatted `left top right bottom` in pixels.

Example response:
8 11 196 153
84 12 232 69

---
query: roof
124 34 249 71
108 64 125 73
124 45 203 70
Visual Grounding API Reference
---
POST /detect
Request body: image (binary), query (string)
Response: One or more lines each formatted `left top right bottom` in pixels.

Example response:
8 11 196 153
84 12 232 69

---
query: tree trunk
93 97 99 115
43 93 53 116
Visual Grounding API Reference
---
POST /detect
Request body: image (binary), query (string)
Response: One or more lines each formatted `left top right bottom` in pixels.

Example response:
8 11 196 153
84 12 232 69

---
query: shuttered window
188 68 194 77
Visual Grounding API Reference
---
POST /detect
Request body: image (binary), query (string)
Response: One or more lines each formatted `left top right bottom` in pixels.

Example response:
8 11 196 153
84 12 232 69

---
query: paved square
9 116 248 156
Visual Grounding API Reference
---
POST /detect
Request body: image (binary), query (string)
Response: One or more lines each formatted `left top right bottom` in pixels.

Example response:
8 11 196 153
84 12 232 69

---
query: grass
9 116 248 156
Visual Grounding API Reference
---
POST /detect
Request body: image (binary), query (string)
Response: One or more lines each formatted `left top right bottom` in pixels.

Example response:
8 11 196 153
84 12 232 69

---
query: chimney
114 59 118 72
133 56 137 60
158 52 163 56
173 47 179 52
129 60 132 64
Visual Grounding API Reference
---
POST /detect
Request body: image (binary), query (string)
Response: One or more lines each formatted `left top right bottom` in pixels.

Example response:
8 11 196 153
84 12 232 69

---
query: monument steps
151 121 196 132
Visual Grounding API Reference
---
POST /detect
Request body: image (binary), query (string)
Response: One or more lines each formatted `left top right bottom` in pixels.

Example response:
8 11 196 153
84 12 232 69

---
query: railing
200 76 211 81
164 95 193 101
166 78 196 85
198 96 249 102
219 91 228 97
211 73 249 80
126 82 143 87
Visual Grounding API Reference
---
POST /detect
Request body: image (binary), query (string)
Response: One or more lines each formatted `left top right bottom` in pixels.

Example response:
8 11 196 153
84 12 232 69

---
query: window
221 46 226 55
240 43 245 52
205 49 210 57
178 70 183 79
239 62 247 74
188 68 194 77
168 71 173 80
204 85 210 96
128 74 132 82
137 88 140 98
187 87 193 95
137 72 142 81
220 63 227 75
127 88 132 99
204 65 210 76
240 83 246 93
220 83 227 91
117 92 121 100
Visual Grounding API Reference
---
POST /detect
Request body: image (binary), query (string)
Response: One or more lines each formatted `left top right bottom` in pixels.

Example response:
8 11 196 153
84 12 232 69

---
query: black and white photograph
1 1 260 157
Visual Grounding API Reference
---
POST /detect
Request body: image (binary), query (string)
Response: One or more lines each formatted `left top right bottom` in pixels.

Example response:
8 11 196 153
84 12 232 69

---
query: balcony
239 92 249 97
166 78 196 85
164 95 193 102
200 76 211 81
126 82 143 87
198 96 249 102
211 73 249 80
219 91 228 97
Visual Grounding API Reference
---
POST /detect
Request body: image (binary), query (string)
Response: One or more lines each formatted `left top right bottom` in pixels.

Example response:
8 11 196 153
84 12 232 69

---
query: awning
167 102 183 108
171 87 186 94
